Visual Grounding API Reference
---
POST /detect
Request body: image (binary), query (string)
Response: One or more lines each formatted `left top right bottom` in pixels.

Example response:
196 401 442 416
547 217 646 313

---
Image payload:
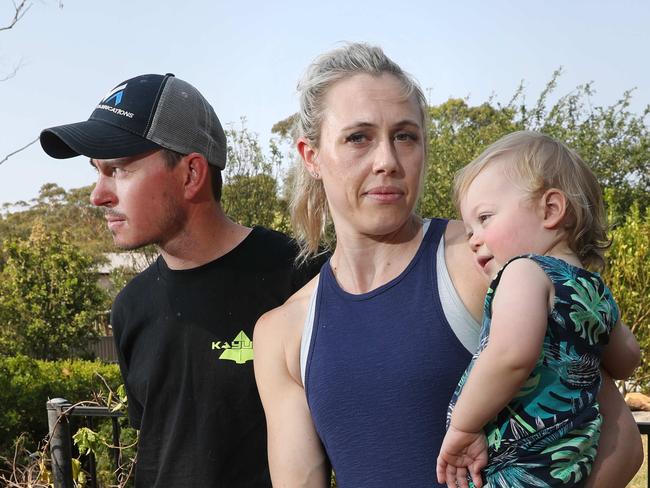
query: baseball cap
40 73 227 169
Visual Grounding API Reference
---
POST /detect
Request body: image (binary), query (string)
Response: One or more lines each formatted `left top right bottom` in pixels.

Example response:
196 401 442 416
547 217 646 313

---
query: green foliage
422 98 521 218
0 184 112 258
0 355 122 455
222 119 291 230
422 70 650 220
222 173 283 229
602 201 650 391
0 223 108 360
521 71 650 218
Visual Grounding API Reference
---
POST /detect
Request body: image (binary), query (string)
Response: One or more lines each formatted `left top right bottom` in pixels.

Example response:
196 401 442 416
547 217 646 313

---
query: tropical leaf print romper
447 254 619 487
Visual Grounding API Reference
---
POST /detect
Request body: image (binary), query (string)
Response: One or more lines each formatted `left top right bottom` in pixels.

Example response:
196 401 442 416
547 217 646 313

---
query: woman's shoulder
443 219 488 322
254 274 319 382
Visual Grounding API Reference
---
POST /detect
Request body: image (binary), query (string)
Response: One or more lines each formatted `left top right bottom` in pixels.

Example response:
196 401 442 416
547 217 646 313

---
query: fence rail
46 398 124 488
86 336 118 363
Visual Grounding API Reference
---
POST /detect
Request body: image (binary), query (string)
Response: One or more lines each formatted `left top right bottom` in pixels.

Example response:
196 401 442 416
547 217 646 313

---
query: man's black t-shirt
111 227 323 487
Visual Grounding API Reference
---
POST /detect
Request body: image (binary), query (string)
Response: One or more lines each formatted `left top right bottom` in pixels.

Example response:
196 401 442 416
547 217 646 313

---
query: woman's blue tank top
304 218 472 487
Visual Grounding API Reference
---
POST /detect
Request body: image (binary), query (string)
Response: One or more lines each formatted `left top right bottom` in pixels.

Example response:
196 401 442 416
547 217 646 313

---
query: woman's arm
584 370 643 487
601 320 641 379
254 295 329 488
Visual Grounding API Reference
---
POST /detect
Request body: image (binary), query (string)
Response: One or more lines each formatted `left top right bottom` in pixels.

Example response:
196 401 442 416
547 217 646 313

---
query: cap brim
40 120 161 160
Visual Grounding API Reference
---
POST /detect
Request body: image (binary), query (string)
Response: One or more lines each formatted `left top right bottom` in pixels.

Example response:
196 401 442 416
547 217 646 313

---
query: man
40 73 323 487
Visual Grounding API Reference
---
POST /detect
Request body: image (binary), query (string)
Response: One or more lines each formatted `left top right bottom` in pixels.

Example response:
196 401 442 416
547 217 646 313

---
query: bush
0 223 108 360
0 355 122 455
603 202 650 392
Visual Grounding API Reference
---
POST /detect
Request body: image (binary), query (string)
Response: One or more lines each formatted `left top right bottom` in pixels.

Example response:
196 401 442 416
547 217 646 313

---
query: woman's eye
395 131 417 142
345 133 367 144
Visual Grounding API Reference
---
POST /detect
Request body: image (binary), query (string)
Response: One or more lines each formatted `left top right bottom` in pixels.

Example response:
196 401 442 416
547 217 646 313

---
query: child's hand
436 425 488 488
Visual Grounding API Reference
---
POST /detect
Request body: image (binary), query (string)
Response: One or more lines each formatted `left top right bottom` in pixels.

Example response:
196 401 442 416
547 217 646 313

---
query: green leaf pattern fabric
447 255 618 487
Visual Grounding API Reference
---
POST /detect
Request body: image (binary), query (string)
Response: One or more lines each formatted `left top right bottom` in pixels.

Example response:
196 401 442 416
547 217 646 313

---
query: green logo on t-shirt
212 330 254 364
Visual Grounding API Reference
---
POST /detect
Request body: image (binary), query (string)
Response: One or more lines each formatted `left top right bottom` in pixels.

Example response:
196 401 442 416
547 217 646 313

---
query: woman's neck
329 215 423 294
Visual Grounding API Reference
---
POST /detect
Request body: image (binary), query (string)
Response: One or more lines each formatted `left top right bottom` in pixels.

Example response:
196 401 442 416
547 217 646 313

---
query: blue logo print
104 91 124 105
101 83 127 106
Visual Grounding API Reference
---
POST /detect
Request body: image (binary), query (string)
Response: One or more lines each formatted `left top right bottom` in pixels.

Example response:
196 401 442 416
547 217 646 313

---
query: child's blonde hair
453 130 610 271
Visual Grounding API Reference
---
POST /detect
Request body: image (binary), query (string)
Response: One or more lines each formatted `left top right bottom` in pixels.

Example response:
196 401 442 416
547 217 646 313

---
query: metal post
111 416 123 477
46 398 74 488
87 417 98 488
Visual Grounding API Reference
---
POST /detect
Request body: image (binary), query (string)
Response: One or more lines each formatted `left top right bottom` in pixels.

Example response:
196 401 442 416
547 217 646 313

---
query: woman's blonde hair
453 130 610 271
291 42 427 261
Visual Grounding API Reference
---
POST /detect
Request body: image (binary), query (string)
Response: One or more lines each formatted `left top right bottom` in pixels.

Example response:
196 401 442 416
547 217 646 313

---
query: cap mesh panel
147 77 226 168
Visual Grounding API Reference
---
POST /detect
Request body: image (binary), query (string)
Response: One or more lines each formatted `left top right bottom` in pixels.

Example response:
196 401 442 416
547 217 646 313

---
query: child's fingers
445 464 457 488
470 463 483 488
456 466 470 488
436 456 447 484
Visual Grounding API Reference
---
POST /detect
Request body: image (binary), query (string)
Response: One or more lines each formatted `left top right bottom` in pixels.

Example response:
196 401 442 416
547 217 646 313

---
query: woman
254 43 642 487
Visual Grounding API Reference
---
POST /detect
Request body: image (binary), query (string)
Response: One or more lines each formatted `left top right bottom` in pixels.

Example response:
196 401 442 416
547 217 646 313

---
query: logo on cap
101 83 127 106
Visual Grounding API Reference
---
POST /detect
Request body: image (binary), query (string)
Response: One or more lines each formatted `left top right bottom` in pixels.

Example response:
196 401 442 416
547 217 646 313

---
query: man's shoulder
241 227 303 268
113 258 160 304
248 226 297 253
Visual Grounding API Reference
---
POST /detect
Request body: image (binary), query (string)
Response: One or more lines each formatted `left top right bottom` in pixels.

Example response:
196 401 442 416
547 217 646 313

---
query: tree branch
0 0 32 32
0 59 24 81
0 137 38 166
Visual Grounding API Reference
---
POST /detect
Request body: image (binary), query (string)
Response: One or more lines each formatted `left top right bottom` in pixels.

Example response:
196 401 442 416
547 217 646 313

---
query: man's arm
585 370 643 487
254 297 329 488
110 302 143 429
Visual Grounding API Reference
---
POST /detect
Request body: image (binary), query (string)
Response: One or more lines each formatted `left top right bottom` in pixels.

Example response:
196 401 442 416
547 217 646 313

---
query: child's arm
437 259 549 487
601 319 640 379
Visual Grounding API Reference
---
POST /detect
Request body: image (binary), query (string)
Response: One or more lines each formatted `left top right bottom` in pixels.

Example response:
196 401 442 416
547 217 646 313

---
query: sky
0 0 648 206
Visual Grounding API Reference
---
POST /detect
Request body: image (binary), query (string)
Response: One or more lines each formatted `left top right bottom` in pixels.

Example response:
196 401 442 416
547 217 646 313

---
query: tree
421 70 650 220
422 98 522 219
1 1 64 165
602 200 650 392
0 183 112 259
221 119 290 231
0 221 108 360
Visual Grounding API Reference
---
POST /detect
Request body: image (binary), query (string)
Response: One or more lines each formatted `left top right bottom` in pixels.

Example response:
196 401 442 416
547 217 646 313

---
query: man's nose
90 175 115 207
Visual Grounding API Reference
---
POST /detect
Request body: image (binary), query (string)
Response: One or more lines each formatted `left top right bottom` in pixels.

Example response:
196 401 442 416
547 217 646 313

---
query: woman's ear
182 153 211 200
541 188 568 229
297 137 320 179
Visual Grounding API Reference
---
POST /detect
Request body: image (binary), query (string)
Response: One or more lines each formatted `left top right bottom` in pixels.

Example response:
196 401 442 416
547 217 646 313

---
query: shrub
0 355 122 455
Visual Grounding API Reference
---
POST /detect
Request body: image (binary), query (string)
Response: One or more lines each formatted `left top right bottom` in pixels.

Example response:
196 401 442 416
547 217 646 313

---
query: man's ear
182 153 211 200
541 188 568 229
297 137 320 179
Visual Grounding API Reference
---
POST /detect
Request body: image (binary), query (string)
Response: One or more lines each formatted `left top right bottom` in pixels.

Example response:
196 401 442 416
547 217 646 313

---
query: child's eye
478 214 491 224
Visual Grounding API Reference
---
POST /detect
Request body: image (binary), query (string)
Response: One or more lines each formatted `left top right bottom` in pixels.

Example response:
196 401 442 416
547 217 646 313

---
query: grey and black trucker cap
40 73 227 169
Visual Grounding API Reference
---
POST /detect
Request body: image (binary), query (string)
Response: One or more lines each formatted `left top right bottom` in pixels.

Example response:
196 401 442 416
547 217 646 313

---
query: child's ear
541 188 568 229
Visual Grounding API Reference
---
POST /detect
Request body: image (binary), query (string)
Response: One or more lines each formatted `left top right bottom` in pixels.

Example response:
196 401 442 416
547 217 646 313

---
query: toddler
436 131 640 488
